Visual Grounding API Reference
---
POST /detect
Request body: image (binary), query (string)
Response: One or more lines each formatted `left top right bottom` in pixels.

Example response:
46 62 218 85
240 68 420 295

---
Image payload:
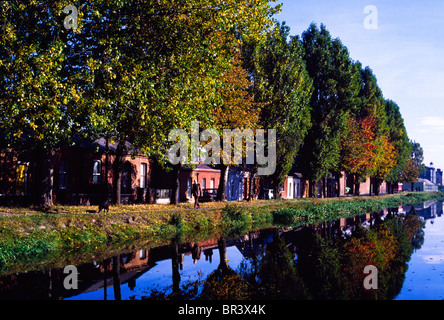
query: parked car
199 188 218 202
259 188 274 200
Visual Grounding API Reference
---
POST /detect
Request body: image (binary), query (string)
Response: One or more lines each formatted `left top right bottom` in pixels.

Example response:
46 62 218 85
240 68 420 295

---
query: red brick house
278 171 389 199
53 138 151 205
0 148 35 205
178 164 221 203
0 138 151 206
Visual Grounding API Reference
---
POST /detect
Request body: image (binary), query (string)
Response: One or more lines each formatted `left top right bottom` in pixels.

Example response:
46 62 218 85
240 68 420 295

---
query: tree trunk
309 180 315 198
354 175 360 196
112 255 121 300
322 176 327 198
217 237 229 272
348 174 354 195
171 163 181 205
171 243 181 293
103 258 109 300
374 179 382 196
248 169 257 201
336 173 341 197
104 137 110 202
217 164 229 201
273 179 280 200
34 146 55 208
113 141 124 205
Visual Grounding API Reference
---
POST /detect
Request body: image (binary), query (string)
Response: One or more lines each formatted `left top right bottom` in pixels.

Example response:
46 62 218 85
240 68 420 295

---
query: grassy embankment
0 191 443 275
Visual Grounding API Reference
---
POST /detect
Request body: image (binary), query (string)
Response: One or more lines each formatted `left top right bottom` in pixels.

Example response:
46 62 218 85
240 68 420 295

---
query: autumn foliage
341 115 378 180
341 114 398 195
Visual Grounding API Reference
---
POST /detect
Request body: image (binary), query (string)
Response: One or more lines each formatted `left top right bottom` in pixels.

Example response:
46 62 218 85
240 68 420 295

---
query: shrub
221 204 252 238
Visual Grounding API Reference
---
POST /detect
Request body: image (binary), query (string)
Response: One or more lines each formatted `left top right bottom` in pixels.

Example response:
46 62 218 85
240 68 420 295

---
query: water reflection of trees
256 211 425 300
140 211 425 300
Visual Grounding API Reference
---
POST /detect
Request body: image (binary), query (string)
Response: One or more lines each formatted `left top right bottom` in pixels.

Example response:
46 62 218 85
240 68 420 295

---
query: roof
72 135 140 154
181 164 220 172
94 137 138 153
416 178 436 186
195 164 220 171
293 172 304 179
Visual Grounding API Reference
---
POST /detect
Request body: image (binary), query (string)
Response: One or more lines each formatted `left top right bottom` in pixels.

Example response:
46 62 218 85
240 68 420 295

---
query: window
140 163 147 188
231 180 235 199
16 162 29 194
59 159 68 189
92 160 101 184
210 178 215 189
156 189 170 198
202 178 206 190
187 178 192 198
122 162 131 193
288 182 293 199
122 171 129 193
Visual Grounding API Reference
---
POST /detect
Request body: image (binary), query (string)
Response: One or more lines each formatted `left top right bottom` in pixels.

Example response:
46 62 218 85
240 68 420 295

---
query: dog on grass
98 200 110 213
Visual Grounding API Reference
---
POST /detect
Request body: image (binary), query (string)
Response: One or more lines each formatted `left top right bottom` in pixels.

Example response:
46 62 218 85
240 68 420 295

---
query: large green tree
75 0 279 203
383 99 411 192
247 23 313 197
1 0 280 206
0 1 86 207
298 23 361 197
357 66 388 136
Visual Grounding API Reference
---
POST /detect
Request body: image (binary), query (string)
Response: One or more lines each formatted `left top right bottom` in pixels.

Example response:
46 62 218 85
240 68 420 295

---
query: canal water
1 200 443 300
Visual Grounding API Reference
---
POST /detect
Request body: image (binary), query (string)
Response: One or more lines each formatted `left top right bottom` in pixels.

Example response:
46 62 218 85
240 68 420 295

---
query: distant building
419 162 443 187
436 169 443 186
420 162 437 184
402 178 438 192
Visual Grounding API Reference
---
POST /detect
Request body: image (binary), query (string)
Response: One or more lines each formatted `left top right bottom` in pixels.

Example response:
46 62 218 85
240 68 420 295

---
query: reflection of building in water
401 200 443 224
1 202 441 300
0 211 386 300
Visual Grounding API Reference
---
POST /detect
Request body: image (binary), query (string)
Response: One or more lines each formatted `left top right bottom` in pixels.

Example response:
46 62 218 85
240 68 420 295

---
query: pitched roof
181 164 220 171
416 178 436 186
94 137 137 153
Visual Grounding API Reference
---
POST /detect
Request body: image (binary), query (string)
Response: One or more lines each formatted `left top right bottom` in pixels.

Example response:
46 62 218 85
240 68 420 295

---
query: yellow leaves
87 57 99 71
13 130 23 139
4 23 17 42
70 87 80 102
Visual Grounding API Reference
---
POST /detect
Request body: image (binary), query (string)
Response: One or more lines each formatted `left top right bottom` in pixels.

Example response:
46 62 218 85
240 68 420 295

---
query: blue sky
274 0 444 170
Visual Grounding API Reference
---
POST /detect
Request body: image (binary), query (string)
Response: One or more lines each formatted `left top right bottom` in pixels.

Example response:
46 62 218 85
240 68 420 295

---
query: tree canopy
0 3 424 205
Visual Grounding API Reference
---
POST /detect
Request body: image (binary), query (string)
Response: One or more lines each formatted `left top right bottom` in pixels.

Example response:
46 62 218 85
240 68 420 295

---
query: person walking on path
192 180 202 209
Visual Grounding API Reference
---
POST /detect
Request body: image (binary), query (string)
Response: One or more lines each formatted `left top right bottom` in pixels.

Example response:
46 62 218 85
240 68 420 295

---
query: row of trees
0 0 279 207
0 1 424 207
141 211 424 300
244 23 425 198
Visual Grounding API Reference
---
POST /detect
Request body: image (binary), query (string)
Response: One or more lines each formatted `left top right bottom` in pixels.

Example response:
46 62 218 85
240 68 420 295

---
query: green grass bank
0 191 443 275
